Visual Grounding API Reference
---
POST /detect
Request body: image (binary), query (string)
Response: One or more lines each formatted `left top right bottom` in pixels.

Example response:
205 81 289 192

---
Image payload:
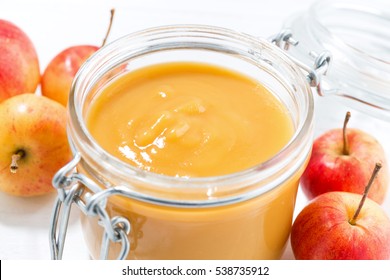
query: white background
0 0 389 260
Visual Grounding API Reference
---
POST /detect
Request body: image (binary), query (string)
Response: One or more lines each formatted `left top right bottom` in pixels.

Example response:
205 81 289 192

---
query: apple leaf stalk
349 162 382 225
101 8 115 47
10 150 26 174
342 111 351 155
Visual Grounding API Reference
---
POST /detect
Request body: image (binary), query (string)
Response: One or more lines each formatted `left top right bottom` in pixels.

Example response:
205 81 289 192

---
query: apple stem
342 111 351 155
349 162 382 225
10 150 25 174
101 8 115 47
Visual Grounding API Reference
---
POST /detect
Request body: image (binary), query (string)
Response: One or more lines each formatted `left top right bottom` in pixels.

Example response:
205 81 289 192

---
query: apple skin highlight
300 128 389 204
291 191 390 260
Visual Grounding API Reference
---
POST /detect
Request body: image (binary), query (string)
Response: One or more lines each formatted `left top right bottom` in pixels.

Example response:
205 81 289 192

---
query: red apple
291 163 390 260
0 19 40 102
300 112 389 204
41 45 98 106
41 9 115 106
0 93 72 196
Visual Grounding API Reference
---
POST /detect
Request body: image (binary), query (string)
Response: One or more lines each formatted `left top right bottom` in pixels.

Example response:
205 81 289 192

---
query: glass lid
281 0 390 121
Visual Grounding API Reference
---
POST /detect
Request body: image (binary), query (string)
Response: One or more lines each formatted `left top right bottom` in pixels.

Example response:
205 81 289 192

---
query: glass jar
283 0 390 121
50 25 314 260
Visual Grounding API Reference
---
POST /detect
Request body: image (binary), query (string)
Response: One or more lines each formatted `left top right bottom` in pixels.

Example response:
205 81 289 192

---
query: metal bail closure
271 29 332 94
50 153 131 260
84 187 131 260
50 184 83 259
100 216 131 260
50 154 83 260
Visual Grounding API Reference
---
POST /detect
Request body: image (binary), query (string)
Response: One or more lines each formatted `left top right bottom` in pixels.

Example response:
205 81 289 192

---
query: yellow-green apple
0 93 72 196
300 112 389 204
0 19 40 102
41 9 115 106
291 163 390 260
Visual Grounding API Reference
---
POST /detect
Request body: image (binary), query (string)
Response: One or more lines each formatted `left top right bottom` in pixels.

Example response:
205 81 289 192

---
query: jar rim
68 24 314 204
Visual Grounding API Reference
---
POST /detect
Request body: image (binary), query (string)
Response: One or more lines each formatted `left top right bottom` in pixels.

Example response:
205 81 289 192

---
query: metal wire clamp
49 153 131 260
271 29 332 94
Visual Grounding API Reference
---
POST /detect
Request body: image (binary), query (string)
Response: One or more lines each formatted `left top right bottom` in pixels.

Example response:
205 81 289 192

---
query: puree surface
86 62 294 177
